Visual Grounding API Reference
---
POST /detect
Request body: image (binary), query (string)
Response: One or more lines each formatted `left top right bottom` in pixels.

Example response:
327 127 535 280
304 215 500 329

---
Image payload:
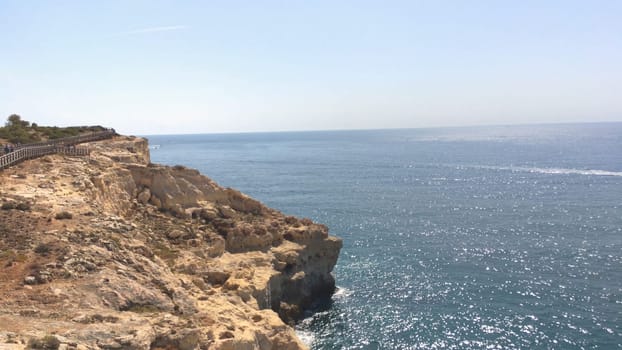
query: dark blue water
147 123 622 349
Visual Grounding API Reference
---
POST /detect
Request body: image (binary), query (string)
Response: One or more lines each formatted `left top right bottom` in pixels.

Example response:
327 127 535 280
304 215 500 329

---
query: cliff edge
0 135 342 349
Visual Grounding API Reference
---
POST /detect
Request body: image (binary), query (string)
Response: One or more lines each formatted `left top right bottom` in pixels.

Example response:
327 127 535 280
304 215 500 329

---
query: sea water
147 123 622 349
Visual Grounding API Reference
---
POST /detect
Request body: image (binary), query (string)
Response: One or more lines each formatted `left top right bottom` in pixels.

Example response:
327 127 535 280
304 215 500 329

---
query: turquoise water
148 123 622 349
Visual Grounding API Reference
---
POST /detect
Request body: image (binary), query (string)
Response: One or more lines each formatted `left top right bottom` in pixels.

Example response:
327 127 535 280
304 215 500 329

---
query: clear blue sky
1 0 621 135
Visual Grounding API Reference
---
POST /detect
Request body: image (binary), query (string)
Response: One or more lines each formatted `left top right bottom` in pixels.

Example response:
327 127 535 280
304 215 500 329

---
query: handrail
0 129 116 170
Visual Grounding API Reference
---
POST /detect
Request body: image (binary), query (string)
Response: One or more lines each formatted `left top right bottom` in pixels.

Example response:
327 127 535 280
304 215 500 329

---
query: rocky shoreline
0 135 342 349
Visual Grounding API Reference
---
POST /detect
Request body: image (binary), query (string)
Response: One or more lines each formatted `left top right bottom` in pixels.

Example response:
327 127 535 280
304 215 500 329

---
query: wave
295 329 315 346
464 165 622 177
333 286 354 299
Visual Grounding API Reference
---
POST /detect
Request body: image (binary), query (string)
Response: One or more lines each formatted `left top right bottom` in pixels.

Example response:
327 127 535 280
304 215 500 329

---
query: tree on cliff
0 114 39 143
0 115 107 144
6 114 30 128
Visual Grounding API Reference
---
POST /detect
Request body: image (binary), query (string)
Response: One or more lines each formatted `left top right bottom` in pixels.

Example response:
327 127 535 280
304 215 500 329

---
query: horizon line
135 120 622 137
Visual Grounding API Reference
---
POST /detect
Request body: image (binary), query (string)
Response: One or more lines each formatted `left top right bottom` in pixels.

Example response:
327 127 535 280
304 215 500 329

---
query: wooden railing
0 129 116 170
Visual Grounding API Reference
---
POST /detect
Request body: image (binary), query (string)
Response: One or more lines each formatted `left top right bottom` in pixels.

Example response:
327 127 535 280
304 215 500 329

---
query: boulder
137 188 151 205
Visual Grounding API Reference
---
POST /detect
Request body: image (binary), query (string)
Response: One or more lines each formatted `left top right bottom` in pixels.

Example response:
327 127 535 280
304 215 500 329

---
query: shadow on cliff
301 294 335 318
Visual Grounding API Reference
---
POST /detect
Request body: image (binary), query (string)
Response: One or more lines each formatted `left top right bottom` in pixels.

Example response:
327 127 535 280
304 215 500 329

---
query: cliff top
0 115 107 144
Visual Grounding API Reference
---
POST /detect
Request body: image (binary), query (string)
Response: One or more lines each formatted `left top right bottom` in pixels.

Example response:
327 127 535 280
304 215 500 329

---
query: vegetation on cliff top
0 114 106 144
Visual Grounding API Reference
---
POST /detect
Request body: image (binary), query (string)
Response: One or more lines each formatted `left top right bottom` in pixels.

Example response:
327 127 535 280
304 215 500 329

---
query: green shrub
0 250 28 263
55 211 73 220
0 115 107 144
1 202 16 210
27 335 60 349
123 304 161 313
16 202 31 211
34 243 51 255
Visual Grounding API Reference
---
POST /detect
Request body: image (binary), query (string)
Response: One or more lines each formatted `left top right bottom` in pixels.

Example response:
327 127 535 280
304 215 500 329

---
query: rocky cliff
0 136 342 349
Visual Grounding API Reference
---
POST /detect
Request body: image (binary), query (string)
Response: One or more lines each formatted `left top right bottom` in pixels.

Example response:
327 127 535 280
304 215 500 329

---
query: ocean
147 123 622 350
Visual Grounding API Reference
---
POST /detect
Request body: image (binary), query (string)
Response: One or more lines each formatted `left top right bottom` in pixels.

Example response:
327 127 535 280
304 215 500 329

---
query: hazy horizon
2 1 621 135
138 120 622 137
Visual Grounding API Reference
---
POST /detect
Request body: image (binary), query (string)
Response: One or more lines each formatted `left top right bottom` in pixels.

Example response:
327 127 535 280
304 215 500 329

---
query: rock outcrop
0 135 342 349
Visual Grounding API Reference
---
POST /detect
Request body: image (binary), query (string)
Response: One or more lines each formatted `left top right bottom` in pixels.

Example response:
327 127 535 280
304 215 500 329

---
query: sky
1 0 621 135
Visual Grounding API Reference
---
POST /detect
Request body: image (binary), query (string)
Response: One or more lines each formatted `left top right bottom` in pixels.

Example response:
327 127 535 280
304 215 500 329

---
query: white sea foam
333 286 353 299
295 329 315 347
459 165 622 177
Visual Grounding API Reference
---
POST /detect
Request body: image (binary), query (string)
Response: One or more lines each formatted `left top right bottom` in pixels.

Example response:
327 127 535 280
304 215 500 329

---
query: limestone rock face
127 164 265 218
0 135 341 349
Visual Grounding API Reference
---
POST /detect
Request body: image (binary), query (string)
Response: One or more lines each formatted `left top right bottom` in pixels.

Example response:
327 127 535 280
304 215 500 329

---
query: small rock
24 276 37 285
200 208 220 220
149 196 162 208
167 229 184 239
137 188 151 205
204 270 231 285
172 204 187 218
218 206 236 219
36 271 52 284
